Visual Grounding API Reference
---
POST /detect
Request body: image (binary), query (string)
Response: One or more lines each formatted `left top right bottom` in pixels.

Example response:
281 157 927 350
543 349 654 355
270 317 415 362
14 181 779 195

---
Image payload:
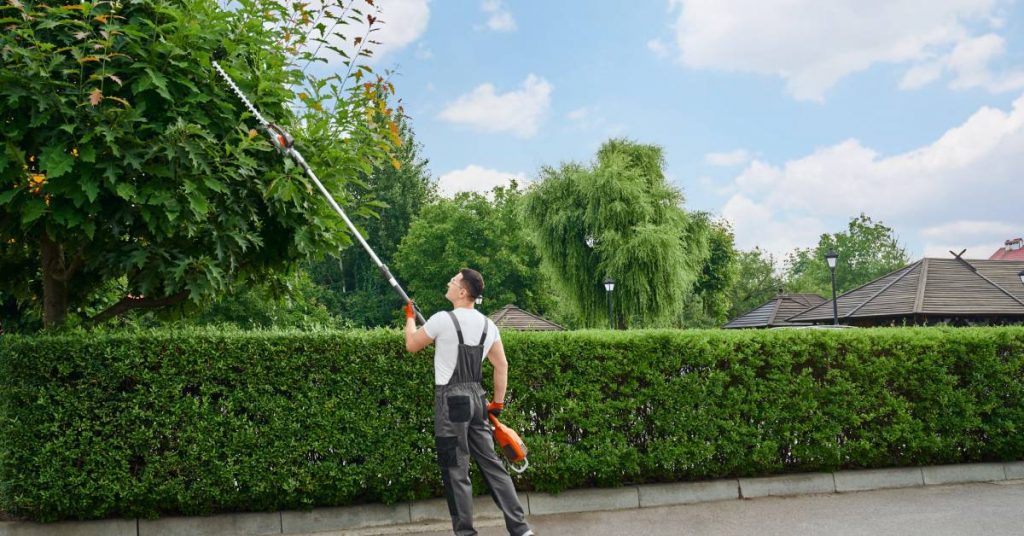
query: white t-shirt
423 308 501 385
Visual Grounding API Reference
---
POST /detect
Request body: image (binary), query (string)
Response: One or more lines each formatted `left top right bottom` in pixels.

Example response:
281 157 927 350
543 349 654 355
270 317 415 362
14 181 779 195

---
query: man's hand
487 401 504 418
404 301 416 320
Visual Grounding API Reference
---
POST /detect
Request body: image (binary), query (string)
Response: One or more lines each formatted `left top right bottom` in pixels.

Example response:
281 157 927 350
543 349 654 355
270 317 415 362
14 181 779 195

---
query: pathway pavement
310 479 1024 536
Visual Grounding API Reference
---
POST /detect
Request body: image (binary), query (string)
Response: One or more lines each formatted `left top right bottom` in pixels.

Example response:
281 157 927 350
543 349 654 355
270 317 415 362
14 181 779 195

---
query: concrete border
834 467 924 492
739 472 835 498
2 461 1019 536
921 462 1007 485
527 487 639 515
1002 461 1024 480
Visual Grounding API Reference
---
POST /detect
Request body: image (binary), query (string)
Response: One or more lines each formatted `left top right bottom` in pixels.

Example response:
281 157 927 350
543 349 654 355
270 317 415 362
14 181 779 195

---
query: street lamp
825 250 839 326
603 277 616 330
1019 270 1024 286
475 295 483 305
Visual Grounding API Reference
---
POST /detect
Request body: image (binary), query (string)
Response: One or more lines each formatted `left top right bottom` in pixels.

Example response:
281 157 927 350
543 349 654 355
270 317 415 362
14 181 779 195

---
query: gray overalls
434 311 531 536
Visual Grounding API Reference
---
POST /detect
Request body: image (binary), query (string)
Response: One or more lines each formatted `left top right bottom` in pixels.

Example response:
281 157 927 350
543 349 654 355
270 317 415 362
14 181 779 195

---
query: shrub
1 326 1022 521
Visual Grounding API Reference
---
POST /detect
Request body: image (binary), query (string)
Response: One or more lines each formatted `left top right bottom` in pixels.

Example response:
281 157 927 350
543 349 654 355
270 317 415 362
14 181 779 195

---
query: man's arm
486 338 508 403
404 303 434 353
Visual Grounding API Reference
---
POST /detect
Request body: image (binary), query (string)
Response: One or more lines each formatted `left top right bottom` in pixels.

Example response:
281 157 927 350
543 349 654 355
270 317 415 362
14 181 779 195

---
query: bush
1 326 1022 521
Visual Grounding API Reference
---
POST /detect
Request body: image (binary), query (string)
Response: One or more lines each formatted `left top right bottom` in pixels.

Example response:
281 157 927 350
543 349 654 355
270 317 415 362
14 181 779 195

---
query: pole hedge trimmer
212 55 529 473
210 56 425 325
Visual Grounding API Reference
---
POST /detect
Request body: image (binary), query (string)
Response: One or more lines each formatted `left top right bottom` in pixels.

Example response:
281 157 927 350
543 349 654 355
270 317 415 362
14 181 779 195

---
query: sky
331 0 1024 263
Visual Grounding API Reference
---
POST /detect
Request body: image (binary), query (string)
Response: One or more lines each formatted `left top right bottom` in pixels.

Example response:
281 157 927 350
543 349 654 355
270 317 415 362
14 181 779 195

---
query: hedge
1 326 1023 522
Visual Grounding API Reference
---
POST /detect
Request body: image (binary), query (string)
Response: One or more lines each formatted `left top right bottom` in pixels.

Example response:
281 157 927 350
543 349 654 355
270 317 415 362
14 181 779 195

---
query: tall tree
681 215 737 327
0 0 400 329
523 139 709 328
393 184 553 320
784 213 910 296
727 247 785 320
306 118 435 327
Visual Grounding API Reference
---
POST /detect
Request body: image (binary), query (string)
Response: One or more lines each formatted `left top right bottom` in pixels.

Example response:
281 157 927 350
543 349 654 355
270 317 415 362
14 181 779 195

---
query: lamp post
1019 270 1024 286
825 250 839 326
603 277 616 330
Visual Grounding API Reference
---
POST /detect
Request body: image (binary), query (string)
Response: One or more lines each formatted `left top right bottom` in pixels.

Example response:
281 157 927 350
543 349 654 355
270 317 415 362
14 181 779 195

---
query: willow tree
0 0 400 329
523 139 709 328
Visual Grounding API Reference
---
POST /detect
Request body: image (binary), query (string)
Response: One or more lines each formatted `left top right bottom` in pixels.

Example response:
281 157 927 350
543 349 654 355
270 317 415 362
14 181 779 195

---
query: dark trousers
435 383 531 536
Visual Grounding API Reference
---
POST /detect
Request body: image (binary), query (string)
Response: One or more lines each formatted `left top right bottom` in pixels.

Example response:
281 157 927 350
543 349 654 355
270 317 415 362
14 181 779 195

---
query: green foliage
728 247 785 319
681 215 737 327
184 271 347 329
523 139 709 328
306 118 436 327
2 327 1023 522
0 0 400 328
393 184 553 319
785 214 910 296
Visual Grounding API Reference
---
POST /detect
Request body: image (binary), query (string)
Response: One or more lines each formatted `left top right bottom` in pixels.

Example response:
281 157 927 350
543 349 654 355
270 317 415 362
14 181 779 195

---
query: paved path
310 480 1024 536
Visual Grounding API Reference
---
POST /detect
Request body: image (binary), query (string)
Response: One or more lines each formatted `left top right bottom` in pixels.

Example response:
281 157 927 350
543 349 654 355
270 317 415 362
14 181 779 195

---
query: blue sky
337 0 1024 263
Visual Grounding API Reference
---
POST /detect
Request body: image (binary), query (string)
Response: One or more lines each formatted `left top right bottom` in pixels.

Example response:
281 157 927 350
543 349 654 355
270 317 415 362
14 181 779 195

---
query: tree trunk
40 231 68 329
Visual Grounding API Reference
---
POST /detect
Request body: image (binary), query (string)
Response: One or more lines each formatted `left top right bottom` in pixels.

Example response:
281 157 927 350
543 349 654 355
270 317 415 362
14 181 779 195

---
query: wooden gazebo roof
723 293 827 329
488 304 564 331
787 258 1024 324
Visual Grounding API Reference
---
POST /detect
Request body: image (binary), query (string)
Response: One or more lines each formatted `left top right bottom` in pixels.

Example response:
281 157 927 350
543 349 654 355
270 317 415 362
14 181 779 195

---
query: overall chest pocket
447 395 471 423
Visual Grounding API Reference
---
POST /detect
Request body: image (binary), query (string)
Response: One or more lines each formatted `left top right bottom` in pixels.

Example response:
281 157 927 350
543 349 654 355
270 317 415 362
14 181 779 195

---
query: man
404 268 534 536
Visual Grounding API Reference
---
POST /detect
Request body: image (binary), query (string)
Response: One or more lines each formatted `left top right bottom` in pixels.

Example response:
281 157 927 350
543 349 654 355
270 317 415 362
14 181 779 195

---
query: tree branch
90 291 189 325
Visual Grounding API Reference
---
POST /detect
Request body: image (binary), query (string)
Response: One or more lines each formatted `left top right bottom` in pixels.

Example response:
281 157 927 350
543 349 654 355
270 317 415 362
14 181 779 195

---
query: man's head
446 268 484 306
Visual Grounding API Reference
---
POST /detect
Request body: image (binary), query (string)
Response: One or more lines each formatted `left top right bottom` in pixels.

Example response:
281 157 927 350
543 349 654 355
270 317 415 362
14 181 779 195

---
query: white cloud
370 0 430 60
300 0 429 67
480 0 517 32
647 38 670 59
705 149 751 167
900 33 1024 92
438 74 552 138
719 93 1024 260
567 107 589 122
436 165 528 197
668 0 1011 101
920 220 1018 258
415 42 433 60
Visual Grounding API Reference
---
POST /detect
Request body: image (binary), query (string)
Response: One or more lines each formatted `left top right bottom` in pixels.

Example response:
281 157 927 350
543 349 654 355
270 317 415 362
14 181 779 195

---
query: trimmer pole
211 59 425 324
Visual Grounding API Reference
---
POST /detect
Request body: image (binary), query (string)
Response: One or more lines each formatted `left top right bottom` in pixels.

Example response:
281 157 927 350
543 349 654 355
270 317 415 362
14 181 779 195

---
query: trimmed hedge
1 327 1023 521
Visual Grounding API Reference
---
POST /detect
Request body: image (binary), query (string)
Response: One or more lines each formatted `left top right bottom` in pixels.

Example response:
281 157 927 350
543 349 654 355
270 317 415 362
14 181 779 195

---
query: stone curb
833 467 924 492
2 461 1020 536
739 472 835 498
921 462 1007 485
528 487 639 515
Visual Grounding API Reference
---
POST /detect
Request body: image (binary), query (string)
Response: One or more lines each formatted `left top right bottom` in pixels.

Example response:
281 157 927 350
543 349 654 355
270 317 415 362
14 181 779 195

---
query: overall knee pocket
436 436 459 468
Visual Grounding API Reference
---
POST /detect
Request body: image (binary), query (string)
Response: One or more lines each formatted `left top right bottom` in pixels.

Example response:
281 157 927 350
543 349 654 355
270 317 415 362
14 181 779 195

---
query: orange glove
487 401 504 418
404 301 416 320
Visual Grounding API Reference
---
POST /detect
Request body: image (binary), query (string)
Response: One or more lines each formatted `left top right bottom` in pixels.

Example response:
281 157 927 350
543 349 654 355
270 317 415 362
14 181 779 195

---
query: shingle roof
990 238 1024 260
488 304 564 331
787 258 1024 323
723 293 827 329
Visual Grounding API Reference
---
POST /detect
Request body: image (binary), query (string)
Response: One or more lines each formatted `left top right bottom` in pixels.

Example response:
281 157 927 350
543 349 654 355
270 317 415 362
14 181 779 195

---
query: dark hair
459 268 484 299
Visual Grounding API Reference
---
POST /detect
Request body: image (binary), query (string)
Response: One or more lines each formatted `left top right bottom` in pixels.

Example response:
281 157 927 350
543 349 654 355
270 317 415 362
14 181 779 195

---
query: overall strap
446 311 465 345
477 314 489 346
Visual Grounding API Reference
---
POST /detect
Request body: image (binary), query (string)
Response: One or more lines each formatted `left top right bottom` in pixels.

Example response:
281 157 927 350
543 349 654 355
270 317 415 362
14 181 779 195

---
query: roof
990 238 1024 260
488 304 564 331
787 258 1024 323
723 293 827 329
